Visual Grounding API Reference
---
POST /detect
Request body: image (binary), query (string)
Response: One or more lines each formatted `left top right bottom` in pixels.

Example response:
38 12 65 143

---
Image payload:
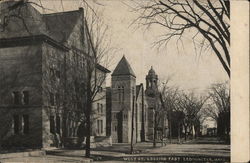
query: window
101 120 103 134
23 91 29 105
50 93 55 106
56 93 60 105
55 70 60 79
114 125 117 132
118 86 125 103
121 86 124 102
56 116 60 134
13 115 19 134
23 115 29 134
13 91 20 105
49 68 55 77
132 87 135 97
80 58 85 68
97 103 100 113
76 54 79 67
50 116 55 133
97 120 103 135
81 82 85 92
118 86 121 102
123 113 127 120
100 104 103 114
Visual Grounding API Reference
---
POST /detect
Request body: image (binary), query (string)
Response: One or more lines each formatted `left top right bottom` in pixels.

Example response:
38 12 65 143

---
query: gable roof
0 1 47 39
43 10 82 43
0 1 82 44
112 56 136 77
96 63 110 73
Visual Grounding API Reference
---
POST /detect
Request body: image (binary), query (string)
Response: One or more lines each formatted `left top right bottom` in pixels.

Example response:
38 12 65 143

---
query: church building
109 56 164 143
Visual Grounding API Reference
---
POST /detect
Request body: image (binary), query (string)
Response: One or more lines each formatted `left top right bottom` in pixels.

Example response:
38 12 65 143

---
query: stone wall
0 44 43 148
111 75 136 143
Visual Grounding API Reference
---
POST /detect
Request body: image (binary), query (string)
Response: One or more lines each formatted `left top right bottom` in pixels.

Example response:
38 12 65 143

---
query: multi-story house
0 1 109 148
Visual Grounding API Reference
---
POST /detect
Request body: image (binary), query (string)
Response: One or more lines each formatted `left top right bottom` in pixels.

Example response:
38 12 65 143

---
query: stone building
109 56 166 143
110 56 137 143
0 1 109 148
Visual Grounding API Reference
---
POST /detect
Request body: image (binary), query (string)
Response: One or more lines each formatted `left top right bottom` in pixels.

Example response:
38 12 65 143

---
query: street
0 137 230 162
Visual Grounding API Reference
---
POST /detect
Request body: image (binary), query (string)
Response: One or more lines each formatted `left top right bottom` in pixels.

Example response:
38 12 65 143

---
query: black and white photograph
0 0 249 162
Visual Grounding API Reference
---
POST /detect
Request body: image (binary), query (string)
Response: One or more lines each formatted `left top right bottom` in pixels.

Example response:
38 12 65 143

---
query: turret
145 66 158 97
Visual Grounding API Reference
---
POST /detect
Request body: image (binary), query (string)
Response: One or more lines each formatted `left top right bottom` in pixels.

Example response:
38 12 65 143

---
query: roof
146 66 158 79
43 10 82 43
0 1 47 39
0 1 82 43
96 64 110 73
112 56 136 77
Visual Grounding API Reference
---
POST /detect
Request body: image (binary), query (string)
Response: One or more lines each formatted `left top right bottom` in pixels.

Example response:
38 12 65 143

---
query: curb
0 150 46 159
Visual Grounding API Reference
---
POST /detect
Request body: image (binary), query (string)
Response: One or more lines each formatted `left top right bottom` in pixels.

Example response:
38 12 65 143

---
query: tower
111 56 136 143
145 66 158 97
145 66 159 140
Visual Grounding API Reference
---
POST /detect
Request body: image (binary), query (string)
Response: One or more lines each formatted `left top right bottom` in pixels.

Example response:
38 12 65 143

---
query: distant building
207 128 217 136
0 1 109 148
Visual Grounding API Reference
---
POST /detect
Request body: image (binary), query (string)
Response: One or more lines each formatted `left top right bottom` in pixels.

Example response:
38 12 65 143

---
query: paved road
0 137 230 163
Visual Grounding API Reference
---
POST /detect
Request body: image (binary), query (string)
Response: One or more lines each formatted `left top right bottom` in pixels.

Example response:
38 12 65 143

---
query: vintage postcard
0 0 249 162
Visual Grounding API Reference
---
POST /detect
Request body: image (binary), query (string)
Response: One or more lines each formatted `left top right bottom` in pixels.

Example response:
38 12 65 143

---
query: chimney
79 7 83 12
78 7 84 19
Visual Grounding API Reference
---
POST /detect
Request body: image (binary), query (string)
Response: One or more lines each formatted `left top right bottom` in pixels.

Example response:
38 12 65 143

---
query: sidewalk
0 138 230 162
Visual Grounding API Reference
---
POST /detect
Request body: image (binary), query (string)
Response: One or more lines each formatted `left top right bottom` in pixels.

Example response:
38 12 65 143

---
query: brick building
0 1 109 148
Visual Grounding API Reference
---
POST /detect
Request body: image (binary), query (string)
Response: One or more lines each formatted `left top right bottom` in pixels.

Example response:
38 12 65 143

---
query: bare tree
179 92 208 139
132 0 230 77
0 1 114 156
159 78 179 143
78 5 114 157
203 82 230 141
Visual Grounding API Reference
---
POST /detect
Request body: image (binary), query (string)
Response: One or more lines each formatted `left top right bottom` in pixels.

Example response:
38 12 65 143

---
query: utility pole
130 95 135 154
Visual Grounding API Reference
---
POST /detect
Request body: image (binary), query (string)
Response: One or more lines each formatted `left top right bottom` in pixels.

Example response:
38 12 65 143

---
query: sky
35 0 229 94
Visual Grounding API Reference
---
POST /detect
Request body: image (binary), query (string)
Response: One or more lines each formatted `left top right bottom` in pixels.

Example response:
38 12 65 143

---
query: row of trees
1 0 231 158
131 0 230 145
154 80 230 145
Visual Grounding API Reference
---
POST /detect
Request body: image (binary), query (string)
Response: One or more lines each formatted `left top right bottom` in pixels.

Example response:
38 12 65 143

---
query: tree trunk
153 111 157 147
130 95 135 154
85 77 92 158
192 125 195 139
184 125 187 141
85 103 91 158
169 114 172 144
178 122 181 144
161 116 165 146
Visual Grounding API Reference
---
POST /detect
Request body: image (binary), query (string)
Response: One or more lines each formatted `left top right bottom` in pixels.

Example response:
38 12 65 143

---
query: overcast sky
37 0 229 93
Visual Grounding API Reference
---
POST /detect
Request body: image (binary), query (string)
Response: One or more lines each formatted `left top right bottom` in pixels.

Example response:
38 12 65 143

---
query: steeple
112 56 136 77
145 66 158 97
